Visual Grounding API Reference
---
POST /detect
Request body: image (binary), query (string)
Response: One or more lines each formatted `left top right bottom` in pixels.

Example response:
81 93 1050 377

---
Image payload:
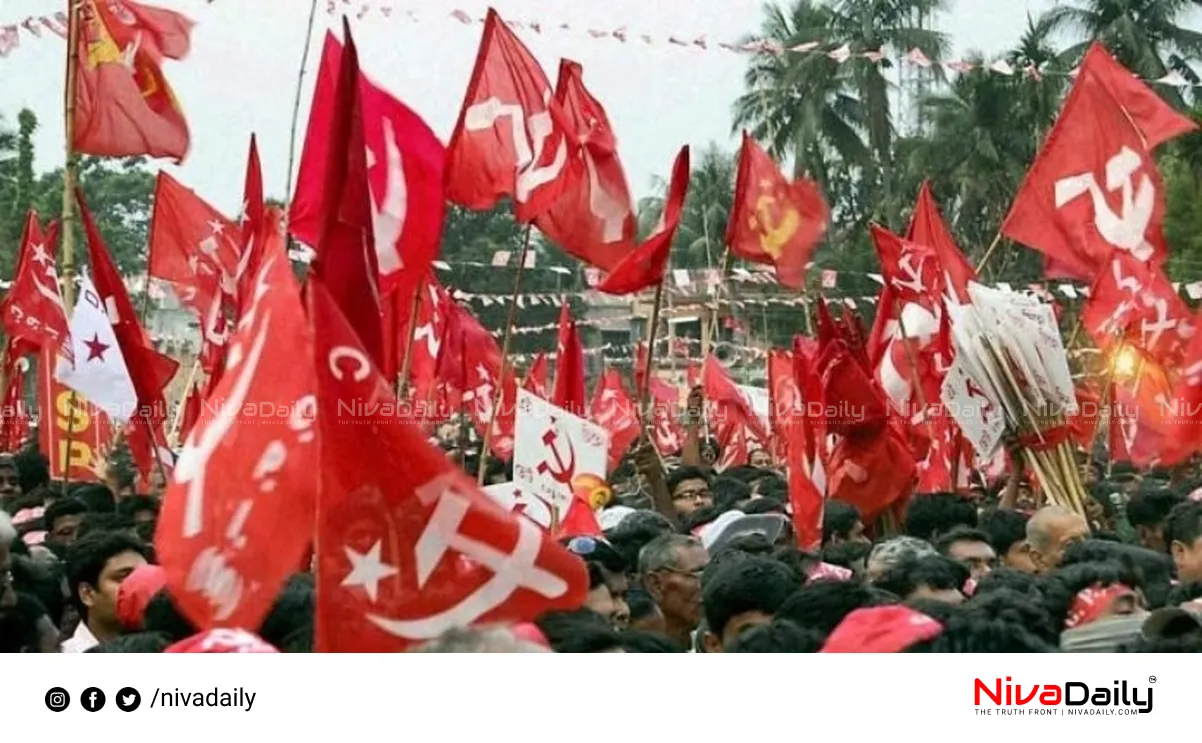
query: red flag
597 146 690 295
291 33 446 297
398 275 453 401
0 347 31 453
1082 252 1194 368
590 368 640 472
906 181 976 304
437 299 517 460
1001 43 1198 281
77 189 179 424
233 136 266 315
36 347 113 481
72 0 191 161
523 353 549 398
155 222 317 631
0 212 70 359
535 60 635 270
306 21 385 371
703 355 769 469
445 8 574 223
310 279 587 651
179 380 203 441
725 132 828 289
552 302 586 416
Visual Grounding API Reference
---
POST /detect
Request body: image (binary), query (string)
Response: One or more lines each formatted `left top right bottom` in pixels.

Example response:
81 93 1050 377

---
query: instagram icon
44 687 70 712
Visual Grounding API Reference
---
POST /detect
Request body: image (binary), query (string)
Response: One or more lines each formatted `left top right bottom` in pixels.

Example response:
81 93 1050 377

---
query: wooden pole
143 413 172 493
168 357 202 445
640 281 666 410
975 231 1005 277
283 0 322 205
395 278 426 399
477 226 533 485
60 0 83 310
61 390 78 496
704 250 733 356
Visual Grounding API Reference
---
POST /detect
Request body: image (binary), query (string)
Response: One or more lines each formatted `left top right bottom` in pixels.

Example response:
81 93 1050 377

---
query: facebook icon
81 687 106 712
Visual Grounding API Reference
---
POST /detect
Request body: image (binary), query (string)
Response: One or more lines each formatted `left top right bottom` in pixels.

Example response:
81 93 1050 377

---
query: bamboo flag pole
168 357 203 445
60 0 83 310
975 230 1005 277
283 0 322 205
640 281 666 411
395 278 426 399
477 226 534 485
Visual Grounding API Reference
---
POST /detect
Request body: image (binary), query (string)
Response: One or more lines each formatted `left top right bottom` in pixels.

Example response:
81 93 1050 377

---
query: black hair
12 447 50 494
605 511 674 570
756 475 788 499
935 526 994 556
0 592 50 652
776 580 897 639
616 630 683 652
116 495 160 519
1119 634 1202 653
43 497 88 534
714 531 776 559
86 632 171 653
875 555 970 601
10 554 67 627
727 619 824 652
904 492 978 543
534 608 614 652
625 586 659 623
680 503 726 534
1060 539 1174 609
279 625 313 653
76 512 136 540
907 611 1056 653
70 483 116 513
823 500 862 545
711 477 751 509
701 554 798 640
1167 581 1202 607
740 498 788 516
666 466 711 495
1127 489 1185 529
721 466 764 484
961 588 1058 645
141 589 197 643
257 573 314 649
65 530 151 616
972 567 1042 600
978 508 1030 557
1039 560 1143 630
822 541 873 571
1166 501 1202 549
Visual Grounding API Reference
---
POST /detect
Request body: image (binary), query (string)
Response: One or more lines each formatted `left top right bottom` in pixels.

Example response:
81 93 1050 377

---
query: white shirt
61 621 98 654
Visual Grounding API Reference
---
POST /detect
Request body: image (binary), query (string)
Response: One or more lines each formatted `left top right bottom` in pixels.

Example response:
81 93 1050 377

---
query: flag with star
725 132 828 290
0 210 72 361
56 273 137 422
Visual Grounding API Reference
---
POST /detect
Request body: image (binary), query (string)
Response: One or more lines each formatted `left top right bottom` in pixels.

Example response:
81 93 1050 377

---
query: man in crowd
1167 501 1202 585
935 527 997 580
639 534 709 649
63 531 152 652
665 466 713 520
1026 505 1090 573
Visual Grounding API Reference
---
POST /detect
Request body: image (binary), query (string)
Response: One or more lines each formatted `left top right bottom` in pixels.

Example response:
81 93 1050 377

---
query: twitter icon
116 688 141 712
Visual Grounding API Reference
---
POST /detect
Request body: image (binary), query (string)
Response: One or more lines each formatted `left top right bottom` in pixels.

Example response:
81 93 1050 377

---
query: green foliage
0 109 157 282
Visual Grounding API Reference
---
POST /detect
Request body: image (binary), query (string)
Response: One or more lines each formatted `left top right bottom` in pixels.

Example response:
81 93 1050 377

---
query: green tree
0 110 37 279
1040 0 1202 101
32 155 157 276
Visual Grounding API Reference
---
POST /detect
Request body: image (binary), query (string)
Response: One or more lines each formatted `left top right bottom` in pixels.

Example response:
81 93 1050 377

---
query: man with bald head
1026 506 1090 573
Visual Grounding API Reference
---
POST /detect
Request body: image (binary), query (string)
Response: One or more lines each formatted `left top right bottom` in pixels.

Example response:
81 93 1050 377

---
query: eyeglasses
672 488 711 502
655 565 706 579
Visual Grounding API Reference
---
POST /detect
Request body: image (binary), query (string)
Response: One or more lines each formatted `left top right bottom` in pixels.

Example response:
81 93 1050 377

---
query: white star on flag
30 243 52 267
341 540 398 603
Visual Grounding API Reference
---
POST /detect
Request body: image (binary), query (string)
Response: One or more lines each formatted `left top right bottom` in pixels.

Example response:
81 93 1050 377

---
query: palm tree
1041 0 1202 100
731 0 871 185
638 143 736 271
825 0 950 215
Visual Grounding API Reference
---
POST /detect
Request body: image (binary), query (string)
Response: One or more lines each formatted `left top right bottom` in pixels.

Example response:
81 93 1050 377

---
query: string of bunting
4 3 1200 92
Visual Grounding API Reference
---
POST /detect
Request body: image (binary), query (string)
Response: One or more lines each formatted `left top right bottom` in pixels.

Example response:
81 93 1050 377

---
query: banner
37 349 114 482
482 481 554 530
513 390 608 514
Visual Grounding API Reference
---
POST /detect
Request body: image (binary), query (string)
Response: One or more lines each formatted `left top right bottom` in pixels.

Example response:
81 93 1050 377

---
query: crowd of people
2 429 1202 653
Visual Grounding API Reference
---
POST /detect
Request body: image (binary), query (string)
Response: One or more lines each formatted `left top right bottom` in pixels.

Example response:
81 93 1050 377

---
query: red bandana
1064 583 1132 629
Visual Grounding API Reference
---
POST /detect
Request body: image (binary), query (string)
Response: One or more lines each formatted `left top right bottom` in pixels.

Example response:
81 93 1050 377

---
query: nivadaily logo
974 677 1153 716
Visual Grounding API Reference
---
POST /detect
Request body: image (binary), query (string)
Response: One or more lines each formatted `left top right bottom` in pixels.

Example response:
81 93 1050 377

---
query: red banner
37 349 114 482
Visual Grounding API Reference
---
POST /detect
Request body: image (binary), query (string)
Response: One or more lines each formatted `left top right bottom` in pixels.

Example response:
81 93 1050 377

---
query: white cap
598 506 637 532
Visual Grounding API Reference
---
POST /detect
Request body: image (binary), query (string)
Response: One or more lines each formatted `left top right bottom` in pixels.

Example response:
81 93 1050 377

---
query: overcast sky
0 0 1066 214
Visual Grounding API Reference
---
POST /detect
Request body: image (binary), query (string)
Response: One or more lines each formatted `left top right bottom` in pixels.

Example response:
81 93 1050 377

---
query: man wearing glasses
666 466 714 520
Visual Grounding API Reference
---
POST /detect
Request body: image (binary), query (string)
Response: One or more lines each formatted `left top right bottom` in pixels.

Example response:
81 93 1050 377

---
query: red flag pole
477 225 532 485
